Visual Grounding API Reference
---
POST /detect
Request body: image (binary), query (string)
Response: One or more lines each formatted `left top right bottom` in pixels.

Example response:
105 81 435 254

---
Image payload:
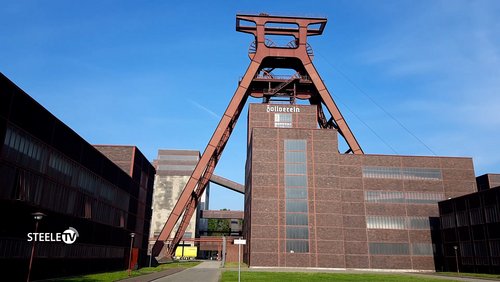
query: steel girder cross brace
152 14 363 258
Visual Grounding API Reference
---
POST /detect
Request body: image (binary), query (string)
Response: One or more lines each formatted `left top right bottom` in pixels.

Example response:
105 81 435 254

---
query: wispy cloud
187 99 221 119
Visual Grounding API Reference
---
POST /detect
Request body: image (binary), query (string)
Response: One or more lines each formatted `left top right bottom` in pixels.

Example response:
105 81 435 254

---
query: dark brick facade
244 103 477 270
439 183 500 274
0 73 155 280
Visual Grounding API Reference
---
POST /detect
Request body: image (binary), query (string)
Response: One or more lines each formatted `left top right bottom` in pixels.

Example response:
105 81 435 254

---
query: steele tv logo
27 227 79 245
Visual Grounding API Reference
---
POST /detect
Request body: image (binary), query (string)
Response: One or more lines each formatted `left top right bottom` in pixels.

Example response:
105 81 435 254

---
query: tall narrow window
284 139 308 253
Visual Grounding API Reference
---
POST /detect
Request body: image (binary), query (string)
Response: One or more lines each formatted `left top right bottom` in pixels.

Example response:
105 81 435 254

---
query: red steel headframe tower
152 13 363 258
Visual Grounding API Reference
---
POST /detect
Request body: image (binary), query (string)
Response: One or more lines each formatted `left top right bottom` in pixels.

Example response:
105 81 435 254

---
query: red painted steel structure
152 14 363 258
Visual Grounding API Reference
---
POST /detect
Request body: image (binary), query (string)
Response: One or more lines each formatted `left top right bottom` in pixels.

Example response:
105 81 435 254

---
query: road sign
234 239 246 245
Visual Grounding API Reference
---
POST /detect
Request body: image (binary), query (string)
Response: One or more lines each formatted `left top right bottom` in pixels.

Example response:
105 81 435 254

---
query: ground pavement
151 260 221 282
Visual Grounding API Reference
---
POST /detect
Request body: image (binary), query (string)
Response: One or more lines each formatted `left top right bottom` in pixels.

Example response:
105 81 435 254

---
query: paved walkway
119 268 185 282
152 261 221 282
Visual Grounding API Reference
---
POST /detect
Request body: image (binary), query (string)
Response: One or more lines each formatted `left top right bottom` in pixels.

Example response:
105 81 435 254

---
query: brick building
244 103 477 270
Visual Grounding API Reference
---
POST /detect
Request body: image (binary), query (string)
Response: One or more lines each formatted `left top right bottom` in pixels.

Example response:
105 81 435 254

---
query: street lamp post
128 233 135 277
27 212 46 282
453 245 459 273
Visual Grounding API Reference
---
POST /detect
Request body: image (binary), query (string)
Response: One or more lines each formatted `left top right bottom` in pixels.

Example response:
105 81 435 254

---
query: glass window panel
275 113 292 128
25 140 32 156
362 166 442 181
365 191 404 203
285 163 307 174
13 131 21 150
30 144 37 160
19 136 26 154
485 206 500 223
285 175 307 187
286 188 308 199
286 213 308 225
366 216 406 229
286 240 309 253
469 208 483 225
8 129 15 145
474 241 488 258
441 213 456 229
409 217 430 229
412 244 434 256
369 243 409 255
284 140 306 151
286 227 309 239
457 211 469 227
4 127 12 146
285 151 306 163
460 242 474 257
365 191 445 204
490 240 500 257
402 168 442 180
406 192 444 204
286 200 308 213
275 113 292 122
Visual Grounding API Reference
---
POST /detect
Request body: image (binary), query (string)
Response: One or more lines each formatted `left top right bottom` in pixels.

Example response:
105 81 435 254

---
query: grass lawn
221 271 461 282
436 272 500 280
53 261 200 282
224 261 248 268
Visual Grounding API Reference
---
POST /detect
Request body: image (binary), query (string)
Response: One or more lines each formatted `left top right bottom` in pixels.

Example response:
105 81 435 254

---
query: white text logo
266 105 300 113
27 227 79 245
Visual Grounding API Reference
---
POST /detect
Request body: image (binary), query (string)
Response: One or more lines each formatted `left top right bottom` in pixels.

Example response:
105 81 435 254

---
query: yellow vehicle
175 246 197 259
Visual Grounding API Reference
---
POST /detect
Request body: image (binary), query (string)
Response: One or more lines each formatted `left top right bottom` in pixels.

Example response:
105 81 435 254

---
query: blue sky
2 1 500 211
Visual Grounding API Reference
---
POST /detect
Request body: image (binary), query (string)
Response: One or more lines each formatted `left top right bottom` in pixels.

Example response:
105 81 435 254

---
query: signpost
234 238 246 282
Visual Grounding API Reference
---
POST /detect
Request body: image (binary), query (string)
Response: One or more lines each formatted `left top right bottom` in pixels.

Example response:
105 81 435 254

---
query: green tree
207 209 231 235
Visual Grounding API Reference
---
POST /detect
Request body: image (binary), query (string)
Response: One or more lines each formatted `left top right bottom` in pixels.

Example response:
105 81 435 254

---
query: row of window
6 167 127 228
441 206 500 229
2 126 130 209
366 216 431 230
158 154 199 161
284 139 309 253
365 191 445 204
362 166 442 181
369 243 434 256
457 241 500 265
0 238 125 259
